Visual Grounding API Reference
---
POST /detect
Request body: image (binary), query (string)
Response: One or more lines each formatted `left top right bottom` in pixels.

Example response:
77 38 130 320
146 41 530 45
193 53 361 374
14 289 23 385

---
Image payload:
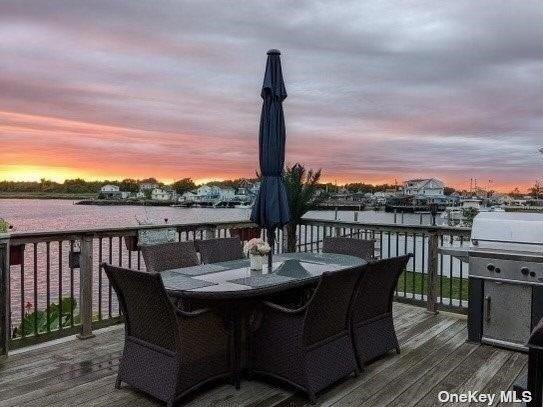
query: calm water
1 199 442 233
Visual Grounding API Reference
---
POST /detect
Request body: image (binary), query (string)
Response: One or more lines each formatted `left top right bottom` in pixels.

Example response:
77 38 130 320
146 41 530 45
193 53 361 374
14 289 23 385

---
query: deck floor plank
0 303 528 407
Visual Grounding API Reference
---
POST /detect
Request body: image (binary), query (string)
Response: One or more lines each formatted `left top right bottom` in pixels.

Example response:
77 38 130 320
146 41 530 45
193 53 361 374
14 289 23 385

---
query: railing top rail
8 220 257 243
301 218 472 235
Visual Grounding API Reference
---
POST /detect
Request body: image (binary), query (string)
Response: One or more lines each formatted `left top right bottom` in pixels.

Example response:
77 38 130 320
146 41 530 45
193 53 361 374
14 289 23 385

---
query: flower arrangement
243 238 271 257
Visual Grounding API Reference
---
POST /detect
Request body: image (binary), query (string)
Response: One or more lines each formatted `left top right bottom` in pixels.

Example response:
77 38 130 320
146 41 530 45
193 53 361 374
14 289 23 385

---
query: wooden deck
0 303 528 406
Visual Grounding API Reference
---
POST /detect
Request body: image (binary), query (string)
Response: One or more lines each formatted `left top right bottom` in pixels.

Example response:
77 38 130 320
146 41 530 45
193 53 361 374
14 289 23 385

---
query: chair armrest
262 301 308 315
175 307 212 318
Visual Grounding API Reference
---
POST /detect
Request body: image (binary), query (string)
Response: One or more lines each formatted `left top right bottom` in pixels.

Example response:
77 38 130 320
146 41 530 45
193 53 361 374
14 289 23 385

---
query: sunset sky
1 1 542 192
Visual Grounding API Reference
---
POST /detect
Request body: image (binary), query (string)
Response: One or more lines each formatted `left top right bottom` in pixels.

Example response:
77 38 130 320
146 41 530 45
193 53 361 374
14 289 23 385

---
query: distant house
179 191 197 202
249 182 260 195
151 188 172 201
219 188 236 201
403 178 445 197
372 191 396 205
236 181 260 201
195 185 221 202
100 185 121 199
140 182 159 191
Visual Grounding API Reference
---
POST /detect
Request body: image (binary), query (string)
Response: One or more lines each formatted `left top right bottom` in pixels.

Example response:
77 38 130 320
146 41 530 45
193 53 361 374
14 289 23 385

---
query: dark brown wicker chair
322 236 375 260
196 237 244 264
141 241 199 273
350 254 411 368
102 264 232 406
250 266 363 403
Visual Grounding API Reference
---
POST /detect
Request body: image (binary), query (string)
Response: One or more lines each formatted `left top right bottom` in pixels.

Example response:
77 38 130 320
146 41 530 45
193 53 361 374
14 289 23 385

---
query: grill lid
471 212 543 253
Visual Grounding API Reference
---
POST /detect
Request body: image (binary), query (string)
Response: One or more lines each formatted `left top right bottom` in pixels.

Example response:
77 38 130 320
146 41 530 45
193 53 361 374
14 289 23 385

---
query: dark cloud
0 0 542 188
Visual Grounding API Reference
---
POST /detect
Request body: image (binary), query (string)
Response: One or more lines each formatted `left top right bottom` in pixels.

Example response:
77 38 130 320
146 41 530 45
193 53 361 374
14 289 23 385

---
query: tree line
0 177 541 198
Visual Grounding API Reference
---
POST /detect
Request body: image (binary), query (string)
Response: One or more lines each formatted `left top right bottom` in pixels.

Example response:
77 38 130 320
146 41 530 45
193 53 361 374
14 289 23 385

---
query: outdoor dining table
161 252 366 387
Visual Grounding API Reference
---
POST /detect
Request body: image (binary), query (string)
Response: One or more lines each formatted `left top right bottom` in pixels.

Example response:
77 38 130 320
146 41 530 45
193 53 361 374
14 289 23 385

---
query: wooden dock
0 303 527 406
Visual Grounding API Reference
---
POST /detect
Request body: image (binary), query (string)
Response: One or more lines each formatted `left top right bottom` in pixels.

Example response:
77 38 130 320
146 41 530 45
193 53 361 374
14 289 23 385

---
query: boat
234 202 252 209
442 198 505 226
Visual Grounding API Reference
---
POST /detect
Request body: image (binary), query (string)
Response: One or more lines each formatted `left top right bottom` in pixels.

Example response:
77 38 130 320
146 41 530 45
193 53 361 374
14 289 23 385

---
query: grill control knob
487 264 495 272
495 267 501 273
521 267 530 276
530 271 536 278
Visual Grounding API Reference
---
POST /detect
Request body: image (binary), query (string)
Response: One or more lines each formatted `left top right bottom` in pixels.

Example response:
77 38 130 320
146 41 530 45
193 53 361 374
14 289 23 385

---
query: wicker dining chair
141 241 199 273
196 237 244 264
350 254 411 368
102 264 232 406
250 266 363 403
322 236 375 260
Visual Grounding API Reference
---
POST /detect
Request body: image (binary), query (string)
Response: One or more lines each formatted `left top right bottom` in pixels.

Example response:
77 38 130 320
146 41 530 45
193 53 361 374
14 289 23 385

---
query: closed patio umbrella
250 49 290 268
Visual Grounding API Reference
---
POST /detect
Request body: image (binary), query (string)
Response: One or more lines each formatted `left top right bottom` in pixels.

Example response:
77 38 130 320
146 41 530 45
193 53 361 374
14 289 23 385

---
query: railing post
0 236 9 360
426 231 439 314
203 226 217 239
77 235 94 339
281 225 291 253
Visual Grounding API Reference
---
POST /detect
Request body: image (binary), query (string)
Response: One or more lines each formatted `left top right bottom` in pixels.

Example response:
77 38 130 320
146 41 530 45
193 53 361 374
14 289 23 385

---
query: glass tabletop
161 252 365 296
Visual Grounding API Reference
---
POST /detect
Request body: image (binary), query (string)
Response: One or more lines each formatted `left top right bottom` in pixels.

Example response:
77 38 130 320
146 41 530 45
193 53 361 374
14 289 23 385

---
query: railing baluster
33 243 38 336
46 242 51 332
0 239 9 359
403 232 408 298
412 233 417 300
98 237 103 321
108 237 112 319
58 241 63 333
459 235 464 308
426 232 439 314
439 235 444 305
69 240 75 328
449 238 453 307
421 233 425 297
379 232 383 259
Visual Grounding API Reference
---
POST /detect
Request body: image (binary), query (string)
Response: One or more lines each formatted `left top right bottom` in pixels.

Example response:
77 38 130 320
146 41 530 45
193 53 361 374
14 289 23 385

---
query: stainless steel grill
444 212 543 351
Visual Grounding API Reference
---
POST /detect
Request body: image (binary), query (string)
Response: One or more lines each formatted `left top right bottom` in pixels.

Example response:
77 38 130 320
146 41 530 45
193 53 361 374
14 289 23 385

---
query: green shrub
0 218 10 233
14 297 79 338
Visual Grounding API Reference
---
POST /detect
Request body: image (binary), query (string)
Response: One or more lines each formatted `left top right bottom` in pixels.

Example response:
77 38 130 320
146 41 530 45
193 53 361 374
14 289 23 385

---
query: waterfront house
402 178 445 196
219 187 236 201
100 184 122 199
249 181 260 195
151 188 173 201
179 191 197 203
195 185 221 203
139 182 159 191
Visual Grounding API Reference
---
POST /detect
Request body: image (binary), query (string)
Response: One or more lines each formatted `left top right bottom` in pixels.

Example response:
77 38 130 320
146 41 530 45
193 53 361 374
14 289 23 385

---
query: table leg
233 307 242 390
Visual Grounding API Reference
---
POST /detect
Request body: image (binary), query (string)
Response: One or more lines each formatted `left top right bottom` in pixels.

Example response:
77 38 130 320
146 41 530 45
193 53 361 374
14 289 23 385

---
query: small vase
249 254 264 271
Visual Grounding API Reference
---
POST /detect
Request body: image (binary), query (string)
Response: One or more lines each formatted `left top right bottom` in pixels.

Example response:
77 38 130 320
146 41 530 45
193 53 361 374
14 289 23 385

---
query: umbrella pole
268 228 275 270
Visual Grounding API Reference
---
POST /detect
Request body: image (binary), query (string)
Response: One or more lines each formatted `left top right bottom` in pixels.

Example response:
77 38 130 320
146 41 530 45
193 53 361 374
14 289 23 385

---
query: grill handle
484 295 491 322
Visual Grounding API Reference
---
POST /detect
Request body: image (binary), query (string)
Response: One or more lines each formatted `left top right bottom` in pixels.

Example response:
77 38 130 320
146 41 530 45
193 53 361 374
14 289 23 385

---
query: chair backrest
102 263 178 352
322 237 375 260
350 254 411 325
141 241 199 272
197 237 244 264
302 265 363 347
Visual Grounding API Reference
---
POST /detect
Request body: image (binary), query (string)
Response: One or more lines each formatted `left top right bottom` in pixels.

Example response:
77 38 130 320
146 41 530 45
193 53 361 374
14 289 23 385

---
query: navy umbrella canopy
250 49 291 267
